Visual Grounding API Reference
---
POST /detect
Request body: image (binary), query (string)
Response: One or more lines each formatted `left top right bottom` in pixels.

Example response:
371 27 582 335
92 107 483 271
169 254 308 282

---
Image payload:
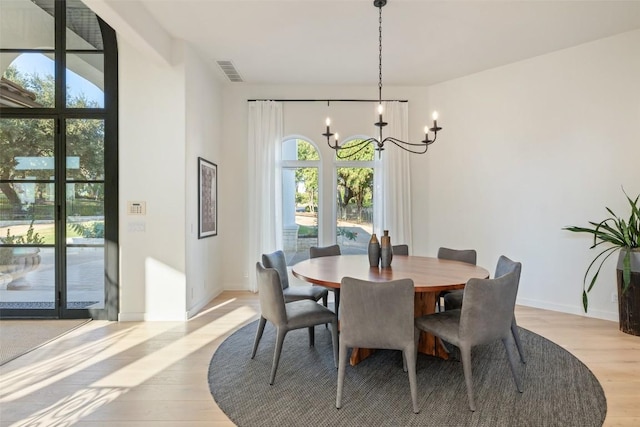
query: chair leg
308 326 315 347
336 340 348 409
324 292 329 329
404 345 420 414
334 289 340 318
269 328 287 385
330 320 339 368
502 334 523 393
251 316 267 359
460 344 476 411
414 328 420 369
438 337 451 354
511 319 526 363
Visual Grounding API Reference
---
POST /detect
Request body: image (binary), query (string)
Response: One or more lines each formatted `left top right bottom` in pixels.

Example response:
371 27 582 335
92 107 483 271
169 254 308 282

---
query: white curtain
373 101 413 252
247 101 283 292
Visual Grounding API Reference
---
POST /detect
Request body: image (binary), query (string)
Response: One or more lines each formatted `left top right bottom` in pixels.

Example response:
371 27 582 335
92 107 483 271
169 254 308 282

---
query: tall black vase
380 230 393 268
368 233 380 267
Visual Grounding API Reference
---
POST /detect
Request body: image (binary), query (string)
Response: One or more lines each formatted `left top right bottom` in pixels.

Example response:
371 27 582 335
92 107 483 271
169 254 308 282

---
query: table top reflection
292 254 490 293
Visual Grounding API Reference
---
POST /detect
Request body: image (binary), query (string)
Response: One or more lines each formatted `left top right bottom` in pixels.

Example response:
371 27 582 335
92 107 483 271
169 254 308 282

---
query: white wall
118 37 224 320
93 0 227 320
221 30 640 321
118 37 186 320
416 29 640 320
183 45 224 317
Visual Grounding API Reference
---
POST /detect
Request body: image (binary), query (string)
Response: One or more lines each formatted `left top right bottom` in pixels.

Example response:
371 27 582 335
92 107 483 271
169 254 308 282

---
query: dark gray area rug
208 321 606 427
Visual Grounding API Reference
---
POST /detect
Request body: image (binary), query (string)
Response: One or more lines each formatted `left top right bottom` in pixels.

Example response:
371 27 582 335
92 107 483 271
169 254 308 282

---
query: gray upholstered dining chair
336 276 420 414
310 244 341 258
309 244 341 315
392 244 409 256
444 255 526 363
437 247 477 265
262 250 328 307
415 270 523 411
251 262 338 385
437 247 477 312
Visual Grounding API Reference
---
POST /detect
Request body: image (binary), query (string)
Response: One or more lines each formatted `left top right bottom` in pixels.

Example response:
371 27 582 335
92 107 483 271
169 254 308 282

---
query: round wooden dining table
292 254 490 364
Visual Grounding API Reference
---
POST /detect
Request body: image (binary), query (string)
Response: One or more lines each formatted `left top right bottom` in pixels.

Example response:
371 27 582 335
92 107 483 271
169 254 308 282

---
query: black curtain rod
247 99 408 103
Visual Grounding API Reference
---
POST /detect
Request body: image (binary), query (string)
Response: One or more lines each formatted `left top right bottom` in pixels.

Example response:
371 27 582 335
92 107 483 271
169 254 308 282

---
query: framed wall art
198 157 217 238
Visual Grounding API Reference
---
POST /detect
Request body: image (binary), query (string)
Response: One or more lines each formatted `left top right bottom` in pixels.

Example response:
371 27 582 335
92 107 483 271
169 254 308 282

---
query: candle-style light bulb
378 104 384 115
424 126 429 134
326 117 331 127
432 111 439 130
432 111 439 121
335 133 339 145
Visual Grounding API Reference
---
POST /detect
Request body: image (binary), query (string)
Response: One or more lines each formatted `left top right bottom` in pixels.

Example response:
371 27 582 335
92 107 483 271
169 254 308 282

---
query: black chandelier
323 0 442 158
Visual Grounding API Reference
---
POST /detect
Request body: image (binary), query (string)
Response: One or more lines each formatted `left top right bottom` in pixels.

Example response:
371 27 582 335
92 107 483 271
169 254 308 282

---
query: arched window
0 0 118 320
281 137 321 265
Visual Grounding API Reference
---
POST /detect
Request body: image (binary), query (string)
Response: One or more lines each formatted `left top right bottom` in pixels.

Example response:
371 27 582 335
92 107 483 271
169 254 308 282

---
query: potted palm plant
563 189 640 335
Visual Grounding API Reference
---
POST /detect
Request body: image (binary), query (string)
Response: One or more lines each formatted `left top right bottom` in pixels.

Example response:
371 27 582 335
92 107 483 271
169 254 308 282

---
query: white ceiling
136 0 640 86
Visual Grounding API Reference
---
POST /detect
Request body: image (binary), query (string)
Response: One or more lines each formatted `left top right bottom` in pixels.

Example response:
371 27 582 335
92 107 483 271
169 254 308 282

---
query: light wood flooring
1 291 639 426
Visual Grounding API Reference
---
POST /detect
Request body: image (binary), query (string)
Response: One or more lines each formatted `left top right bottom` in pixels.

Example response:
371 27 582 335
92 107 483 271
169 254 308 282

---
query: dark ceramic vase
368 233 380 267
380 230 393 268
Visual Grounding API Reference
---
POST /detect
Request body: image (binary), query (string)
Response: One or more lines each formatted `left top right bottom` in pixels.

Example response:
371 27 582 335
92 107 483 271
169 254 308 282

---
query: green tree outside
294 140 319 212
0 64 104 219
336 139 374 223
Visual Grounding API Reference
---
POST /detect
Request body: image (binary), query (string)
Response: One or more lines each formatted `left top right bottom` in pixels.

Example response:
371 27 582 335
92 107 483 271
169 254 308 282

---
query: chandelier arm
335 138 377 159
384 138 429 154
383 136 432 148
337 145 371 159
320 0 442 157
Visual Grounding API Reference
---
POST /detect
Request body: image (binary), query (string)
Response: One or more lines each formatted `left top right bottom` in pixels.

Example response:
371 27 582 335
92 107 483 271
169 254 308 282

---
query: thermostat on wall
128 201 146 215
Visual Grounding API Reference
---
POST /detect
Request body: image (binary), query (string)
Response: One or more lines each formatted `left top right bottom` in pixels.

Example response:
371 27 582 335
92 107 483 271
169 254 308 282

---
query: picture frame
198 157 217 238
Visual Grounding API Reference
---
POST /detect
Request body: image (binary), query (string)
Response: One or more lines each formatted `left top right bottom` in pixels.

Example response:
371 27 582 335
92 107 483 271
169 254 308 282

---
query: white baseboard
118 311 189 321
517 297 618 322
224 281 250 291
118 312 145 322
187 287 223 319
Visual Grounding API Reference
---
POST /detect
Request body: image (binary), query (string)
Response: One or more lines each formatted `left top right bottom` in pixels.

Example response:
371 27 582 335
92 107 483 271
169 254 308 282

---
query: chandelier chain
378 5 383 103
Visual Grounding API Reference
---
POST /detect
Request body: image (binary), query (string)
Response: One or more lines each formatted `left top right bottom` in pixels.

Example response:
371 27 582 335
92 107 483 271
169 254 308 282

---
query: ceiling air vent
216 60 244 83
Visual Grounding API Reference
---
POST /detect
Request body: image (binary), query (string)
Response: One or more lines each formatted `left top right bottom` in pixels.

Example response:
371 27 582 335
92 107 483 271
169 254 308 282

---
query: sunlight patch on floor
92 307 256 388
8 387 127 427
1 294 258 425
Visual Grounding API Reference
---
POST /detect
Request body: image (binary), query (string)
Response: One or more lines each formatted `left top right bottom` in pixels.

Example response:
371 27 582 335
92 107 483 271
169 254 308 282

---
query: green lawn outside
1 224 87 245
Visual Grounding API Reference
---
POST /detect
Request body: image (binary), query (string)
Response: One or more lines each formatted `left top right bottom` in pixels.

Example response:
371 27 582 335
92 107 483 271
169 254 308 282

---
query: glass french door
0 116 105 318
0 0 117 319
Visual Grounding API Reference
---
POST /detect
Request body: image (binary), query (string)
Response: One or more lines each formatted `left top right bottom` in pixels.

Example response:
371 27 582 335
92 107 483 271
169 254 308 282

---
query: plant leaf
565 189 640 311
